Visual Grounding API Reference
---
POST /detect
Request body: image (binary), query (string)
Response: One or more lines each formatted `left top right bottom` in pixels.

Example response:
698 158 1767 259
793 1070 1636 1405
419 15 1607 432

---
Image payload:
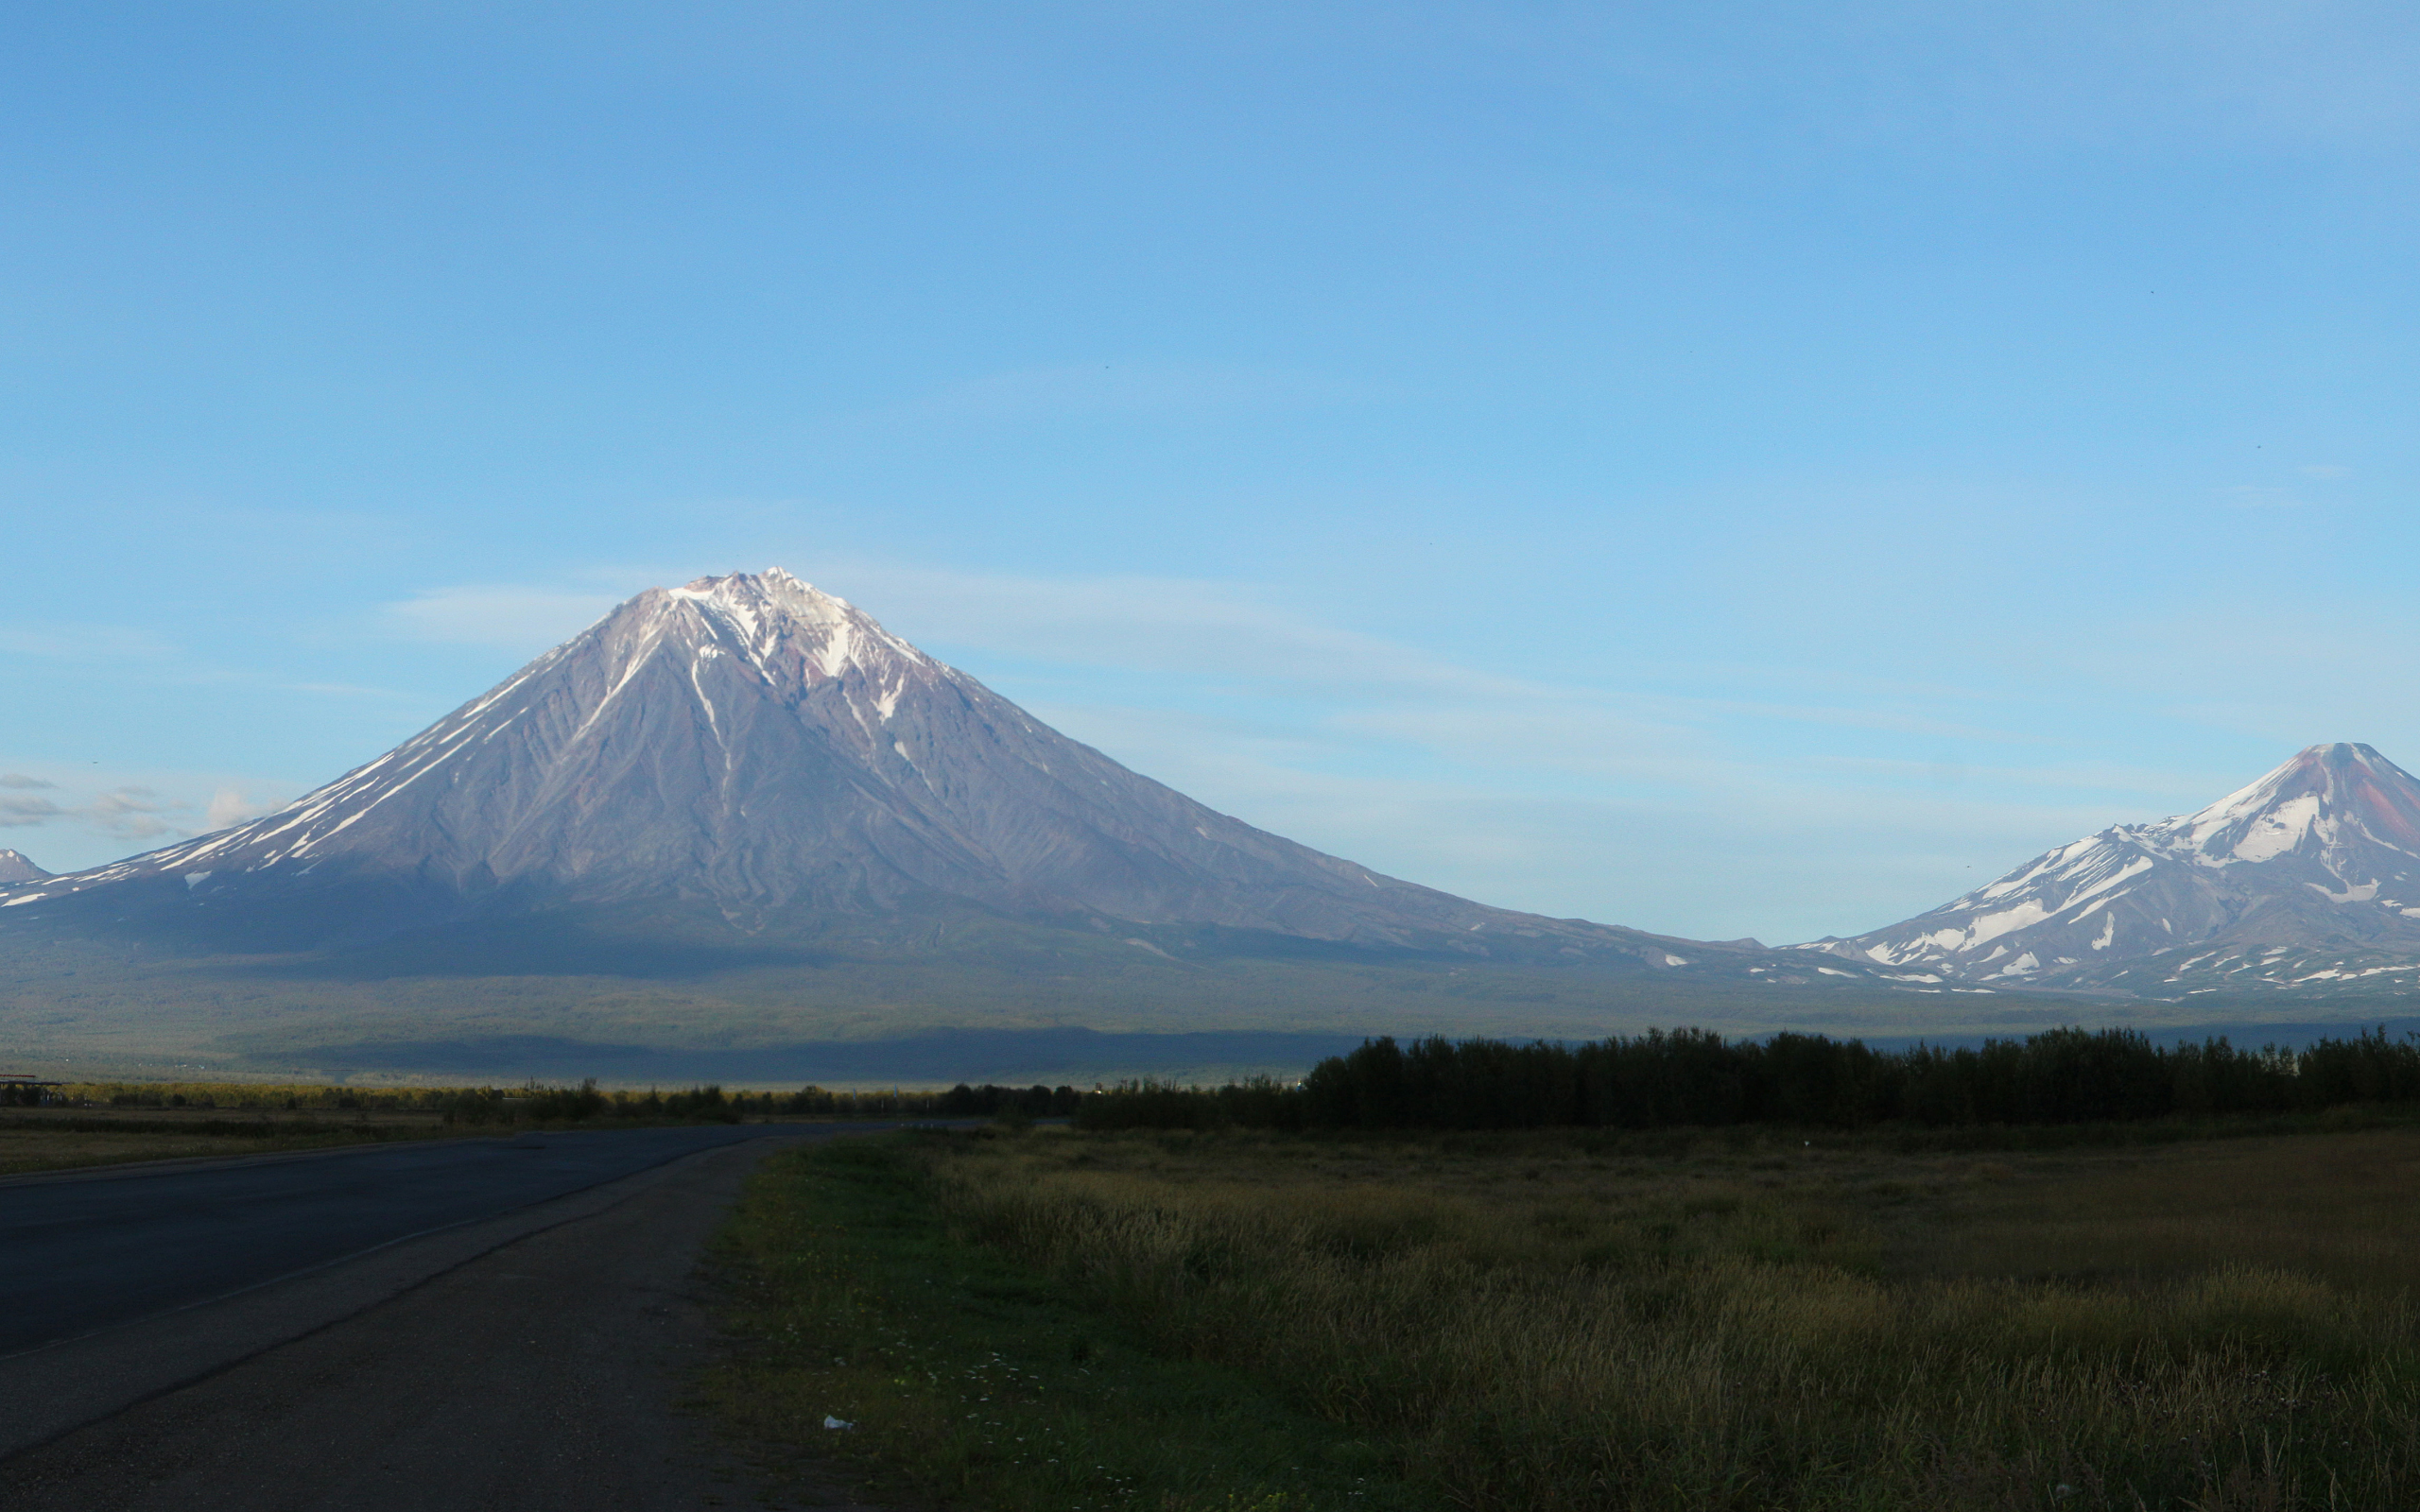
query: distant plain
13 914 2413 1087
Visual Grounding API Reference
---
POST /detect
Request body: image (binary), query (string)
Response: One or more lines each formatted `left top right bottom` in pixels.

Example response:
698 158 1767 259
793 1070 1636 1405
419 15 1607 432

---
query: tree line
441 1079 1087 1125
48 1078 1085 1124
1074 1025 2420 1132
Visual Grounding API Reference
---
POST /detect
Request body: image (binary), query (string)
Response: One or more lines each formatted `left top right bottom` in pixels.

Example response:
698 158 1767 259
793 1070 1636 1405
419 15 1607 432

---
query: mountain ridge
1 570 1822 986
19 576 2387 1074
1807 742 2420 995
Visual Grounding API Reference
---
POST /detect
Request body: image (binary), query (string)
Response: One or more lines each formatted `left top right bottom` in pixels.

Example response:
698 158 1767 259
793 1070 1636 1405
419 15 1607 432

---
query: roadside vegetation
707 1129 1439 1512
2 1075 1065 1177
717 1107 2420 1511
0 1116 436 1177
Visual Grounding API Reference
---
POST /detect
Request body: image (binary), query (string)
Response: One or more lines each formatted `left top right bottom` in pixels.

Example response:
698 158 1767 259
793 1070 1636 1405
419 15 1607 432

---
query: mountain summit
3 571 1710 971
1812 743 2420 993
0 849 49 885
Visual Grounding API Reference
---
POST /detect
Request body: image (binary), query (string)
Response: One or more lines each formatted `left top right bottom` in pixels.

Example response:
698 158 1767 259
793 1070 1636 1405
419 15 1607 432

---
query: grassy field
714 1119 2420 1511
707 1132 1443 1512
0 1102 452 1177
0 1121 413 1176
0 1076 785 1177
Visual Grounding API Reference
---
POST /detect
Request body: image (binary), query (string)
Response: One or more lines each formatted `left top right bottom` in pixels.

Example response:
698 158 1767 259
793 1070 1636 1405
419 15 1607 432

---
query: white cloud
204 787 278 831
384 584 625 653
0 773 57 790
0 766 302 869
81 787 185 841
0 795 63 827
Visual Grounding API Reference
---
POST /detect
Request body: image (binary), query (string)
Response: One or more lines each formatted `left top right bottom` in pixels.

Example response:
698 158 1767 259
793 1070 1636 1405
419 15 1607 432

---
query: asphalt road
0 1124 821 1355
3 1132 887 1509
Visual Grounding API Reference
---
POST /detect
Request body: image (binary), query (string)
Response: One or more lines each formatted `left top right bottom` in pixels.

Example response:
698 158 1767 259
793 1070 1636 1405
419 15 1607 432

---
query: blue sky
6 2 2418 943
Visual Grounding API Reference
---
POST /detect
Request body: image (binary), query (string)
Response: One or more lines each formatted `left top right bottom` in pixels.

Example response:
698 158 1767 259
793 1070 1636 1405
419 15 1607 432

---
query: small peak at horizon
0 845 51 883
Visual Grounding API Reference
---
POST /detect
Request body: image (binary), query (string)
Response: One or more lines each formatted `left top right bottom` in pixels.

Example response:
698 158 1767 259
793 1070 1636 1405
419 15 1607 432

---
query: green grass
713 1122 2420 1512
703 1131 1441 1512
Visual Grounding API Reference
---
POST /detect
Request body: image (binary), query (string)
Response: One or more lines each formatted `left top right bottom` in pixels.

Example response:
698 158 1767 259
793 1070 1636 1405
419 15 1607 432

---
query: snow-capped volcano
0 849 49 885
0 570 1733 972
1811 743 2420 993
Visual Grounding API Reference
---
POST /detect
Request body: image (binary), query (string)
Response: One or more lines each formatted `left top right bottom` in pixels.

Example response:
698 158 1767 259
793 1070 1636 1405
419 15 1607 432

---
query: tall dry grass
929 1131 2420 1511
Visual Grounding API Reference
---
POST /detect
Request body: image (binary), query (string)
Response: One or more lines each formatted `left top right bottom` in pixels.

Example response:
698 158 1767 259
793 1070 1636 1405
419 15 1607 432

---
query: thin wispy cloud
757 561 2235 937
0 625 179 661
814 563 1616 706
0 765 299 851
0 784 193 841
81 787 183 841
384 585 626 653
0 795 64 827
